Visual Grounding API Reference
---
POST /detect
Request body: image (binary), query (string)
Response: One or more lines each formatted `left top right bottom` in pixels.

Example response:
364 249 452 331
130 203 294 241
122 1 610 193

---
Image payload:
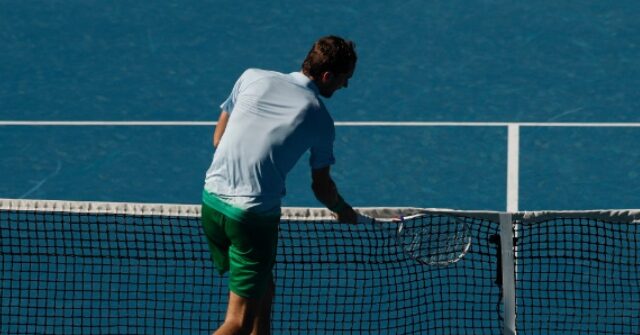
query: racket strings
399 215 471 265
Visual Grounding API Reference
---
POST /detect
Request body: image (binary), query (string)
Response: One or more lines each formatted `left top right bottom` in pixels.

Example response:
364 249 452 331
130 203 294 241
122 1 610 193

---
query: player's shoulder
241 68 283 81
235 68 290 90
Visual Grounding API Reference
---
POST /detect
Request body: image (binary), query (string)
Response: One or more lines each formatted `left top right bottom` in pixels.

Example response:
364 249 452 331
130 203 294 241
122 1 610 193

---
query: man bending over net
201 35 358 335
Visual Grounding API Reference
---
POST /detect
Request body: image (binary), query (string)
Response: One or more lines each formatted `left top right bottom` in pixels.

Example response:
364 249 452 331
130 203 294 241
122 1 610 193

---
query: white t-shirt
204 69 336 214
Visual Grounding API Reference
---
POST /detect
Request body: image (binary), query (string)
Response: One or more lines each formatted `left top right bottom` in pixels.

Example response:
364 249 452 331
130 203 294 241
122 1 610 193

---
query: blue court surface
2 0 640 210
2 2 640 335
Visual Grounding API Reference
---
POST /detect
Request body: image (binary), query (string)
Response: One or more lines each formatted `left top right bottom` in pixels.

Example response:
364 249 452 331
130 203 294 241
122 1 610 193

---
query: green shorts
201 201 279 299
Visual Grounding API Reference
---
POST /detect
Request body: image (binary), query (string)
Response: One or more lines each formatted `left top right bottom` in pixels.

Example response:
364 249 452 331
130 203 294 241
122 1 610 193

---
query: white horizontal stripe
0 121 216 126
2 120 640 127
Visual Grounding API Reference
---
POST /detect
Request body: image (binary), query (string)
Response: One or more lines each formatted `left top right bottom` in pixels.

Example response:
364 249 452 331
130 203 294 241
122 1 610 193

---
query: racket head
396 214 471 266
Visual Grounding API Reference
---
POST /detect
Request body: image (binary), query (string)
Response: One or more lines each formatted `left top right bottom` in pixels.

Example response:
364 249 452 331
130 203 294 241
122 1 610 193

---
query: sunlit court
2 1 640 334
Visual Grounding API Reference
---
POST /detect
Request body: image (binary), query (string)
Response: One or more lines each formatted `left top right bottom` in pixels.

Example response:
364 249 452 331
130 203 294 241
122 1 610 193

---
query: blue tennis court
2 0 640 211
2 1 640 334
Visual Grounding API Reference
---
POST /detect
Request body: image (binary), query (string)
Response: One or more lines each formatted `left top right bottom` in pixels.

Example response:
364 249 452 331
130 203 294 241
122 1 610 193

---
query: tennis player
201 36 358 335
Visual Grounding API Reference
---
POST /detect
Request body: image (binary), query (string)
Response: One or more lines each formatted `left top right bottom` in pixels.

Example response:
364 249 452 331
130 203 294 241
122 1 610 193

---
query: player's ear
320 71 334 83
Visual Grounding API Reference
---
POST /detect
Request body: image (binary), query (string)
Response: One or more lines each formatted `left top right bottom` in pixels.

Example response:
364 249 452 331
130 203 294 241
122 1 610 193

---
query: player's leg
225 215 279 335
202 194 280 335
214 292 262 335
251 279 275 335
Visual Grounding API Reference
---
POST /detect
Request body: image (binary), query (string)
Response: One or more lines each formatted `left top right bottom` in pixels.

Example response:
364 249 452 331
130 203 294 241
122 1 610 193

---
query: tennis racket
358 213 471 266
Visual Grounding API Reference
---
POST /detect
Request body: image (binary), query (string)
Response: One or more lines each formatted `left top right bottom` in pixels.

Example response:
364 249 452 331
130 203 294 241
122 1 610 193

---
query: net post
499 213 517 335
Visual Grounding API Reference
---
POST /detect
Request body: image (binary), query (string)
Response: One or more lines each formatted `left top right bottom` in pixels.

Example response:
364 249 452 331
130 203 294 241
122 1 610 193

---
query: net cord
0 198 506 221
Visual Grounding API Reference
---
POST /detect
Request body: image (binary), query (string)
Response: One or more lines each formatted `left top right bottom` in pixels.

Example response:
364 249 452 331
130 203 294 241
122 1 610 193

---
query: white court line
3 121 640 127
506 125 520 213
0 121 216 126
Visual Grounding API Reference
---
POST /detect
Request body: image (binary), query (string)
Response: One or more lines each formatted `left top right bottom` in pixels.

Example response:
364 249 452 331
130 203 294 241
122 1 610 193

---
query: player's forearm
311 167 356 220
312 179 341 210
312 180 351 215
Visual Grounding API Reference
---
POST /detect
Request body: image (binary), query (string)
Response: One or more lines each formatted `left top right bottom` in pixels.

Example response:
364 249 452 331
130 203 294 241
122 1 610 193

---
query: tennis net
1 199 639 334
513 211 640 334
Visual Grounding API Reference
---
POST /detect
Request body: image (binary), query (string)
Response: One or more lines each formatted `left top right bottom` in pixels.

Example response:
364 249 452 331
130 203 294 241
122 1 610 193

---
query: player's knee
222 317 254 335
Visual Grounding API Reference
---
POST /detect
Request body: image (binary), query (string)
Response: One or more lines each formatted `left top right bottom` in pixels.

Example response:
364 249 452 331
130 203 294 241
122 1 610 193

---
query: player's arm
311 166 358 224
213 110 230 148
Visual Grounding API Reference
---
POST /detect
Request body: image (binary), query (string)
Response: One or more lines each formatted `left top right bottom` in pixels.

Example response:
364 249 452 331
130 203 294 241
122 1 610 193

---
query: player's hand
335 206 358 224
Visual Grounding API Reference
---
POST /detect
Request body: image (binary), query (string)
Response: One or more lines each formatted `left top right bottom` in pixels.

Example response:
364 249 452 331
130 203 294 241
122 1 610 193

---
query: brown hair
302 36 357 79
